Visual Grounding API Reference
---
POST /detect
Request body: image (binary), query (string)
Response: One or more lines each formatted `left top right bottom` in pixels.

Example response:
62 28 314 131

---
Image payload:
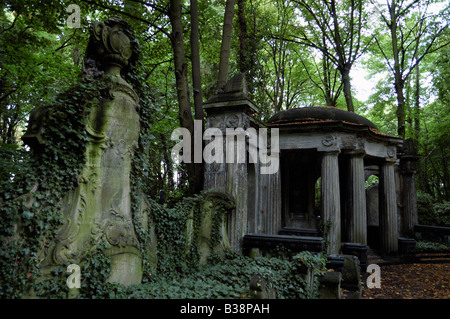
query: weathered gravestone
24 17 143 287
340 255 362 298
319 271 342 299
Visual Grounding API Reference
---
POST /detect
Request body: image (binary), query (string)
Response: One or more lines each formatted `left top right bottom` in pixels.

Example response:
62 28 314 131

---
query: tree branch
374 36 394 72
0 11 20 35
126 0 169 15
80 0 171 38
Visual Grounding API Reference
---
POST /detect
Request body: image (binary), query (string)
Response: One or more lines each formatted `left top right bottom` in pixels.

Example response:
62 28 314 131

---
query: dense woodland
0 0 449 300
1 0 449 215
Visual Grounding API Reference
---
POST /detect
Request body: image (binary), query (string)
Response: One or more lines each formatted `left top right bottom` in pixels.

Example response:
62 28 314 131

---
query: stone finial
205 73 251 105
401 138 419 156
216 73 248 96
204 74 259 117
82 16 134 79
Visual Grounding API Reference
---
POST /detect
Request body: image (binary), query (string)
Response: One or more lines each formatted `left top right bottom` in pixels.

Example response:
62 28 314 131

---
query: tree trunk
237 0 248 74
169 0 198 193
160 133 175 190
169 0 193 133
341 66 354 112
330 0 353 112
323 54 337 107
190 0 204 122
394 77 406 139
216 0 235 90
388 0 406 139
413 64 420 144
190 0 204 193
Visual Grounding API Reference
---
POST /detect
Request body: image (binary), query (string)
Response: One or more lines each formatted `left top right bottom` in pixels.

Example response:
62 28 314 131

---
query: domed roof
268 107 378 130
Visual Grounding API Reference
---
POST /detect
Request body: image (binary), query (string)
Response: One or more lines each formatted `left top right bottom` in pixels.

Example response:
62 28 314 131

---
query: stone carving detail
51 217 81 264
225 114 240 128
103 208 139 249
208 113 250 130
321 135 337 147
111 84 139 105
208 115 224 129
216 73 248 97
205 162 223 173
242 114 251 129
48 190 86 265
197 192 236 264
387 146 396 158
82 16 133 80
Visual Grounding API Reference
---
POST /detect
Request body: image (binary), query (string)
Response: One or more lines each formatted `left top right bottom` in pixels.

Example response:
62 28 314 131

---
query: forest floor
359 254 450 299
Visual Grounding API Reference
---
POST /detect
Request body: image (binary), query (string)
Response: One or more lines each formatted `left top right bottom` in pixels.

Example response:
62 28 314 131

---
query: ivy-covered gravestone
23 17 143 288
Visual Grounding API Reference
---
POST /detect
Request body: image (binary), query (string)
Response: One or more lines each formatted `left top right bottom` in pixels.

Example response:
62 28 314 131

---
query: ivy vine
0 75 113 298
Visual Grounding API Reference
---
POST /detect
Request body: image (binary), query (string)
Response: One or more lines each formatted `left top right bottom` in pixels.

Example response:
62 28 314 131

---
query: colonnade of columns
321 151 399 255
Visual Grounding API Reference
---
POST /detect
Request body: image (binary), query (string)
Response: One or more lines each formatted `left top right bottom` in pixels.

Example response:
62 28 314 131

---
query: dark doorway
281 149 321 230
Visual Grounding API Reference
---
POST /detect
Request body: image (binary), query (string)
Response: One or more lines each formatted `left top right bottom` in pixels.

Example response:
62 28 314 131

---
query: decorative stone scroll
321 135 337 147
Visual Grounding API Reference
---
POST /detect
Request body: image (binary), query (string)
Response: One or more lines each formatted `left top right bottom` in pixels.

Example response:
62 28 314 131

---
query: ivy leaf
22 210 34 219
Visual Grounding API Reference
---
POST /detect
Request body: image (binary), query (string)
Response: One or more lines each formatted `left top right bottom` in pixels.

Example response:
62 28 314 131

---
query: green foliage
318 219 332 253
365 175 379 189
149 197 200 275
127 188 327 299
363 2 449 201
138 193 228 277
432 201 450 226
32 242 114 299
77 242 112 299
33 266 70 299
417 192 450 227
415 42 450 201
0 0 448 299
107 251 326 299
0 5 83 144
416 240 450 253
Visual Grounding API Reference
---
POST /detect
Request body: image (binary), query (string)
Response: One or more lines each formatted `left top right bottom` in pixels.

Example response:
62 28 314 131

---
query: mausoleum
203 74 419 258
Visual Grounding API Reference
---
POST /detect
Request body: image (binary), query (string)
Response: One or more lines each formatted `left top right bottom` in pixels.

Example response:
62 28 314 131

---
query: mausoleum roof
268 106 378 130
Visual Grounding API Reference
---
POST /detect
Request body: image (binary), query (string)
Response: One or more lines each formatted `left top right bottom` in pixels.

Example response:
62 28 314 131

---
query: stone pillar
203 73 259 252
347 152 367 245
379 158 398 255
321 151 341 254
400 155 419 237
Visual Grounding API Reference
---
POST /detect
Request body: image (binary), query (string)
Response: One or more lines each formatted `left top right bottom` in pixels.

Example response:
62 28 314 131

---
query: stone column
321 151 341 254
347 152 367 245
379 158 398 255
203 74 259 252
400 155 419 237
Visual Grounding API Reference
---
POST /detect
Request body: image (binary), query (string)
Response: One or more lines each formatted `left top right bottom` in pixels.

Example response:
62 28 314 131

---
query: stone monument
31 17 143 286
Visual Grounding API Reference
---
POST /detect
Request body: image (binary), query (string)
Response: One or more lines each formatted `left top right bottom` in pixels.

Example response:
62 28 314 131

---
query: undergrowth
77 251 327 299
